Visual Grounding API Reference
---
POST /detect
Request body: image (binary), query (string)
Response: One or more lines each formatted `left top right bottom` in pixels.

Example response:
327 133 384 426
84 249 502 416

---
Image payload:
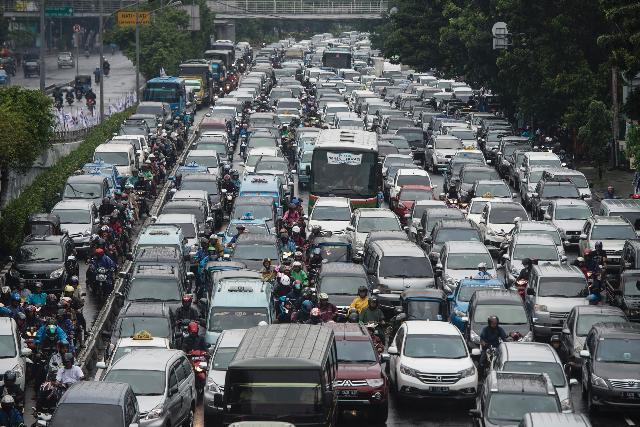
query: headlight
470 330 480 344
11 364 23 379
50 268 64 279
522 331 533 342
560 398 573 411
400 364 418 377
511 267 519 275
145 403 164 420
366 378 384 387
206 378 219 393
591 373 608 388
458 366 476 378
453 308 466 317
534 304 548 312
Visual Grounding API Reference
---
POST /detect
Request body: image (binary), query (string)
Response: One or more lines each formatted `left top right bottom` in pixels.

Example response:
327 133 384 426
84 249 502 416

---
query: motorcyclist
230 169 241 189
349 286 369 313
588 266 605 305
359 296 385 324
290 226 306 250
98 196 116 217
175 294 200 325
93 247 116 284
306 307 323 325
181 321 208 353
55 309 75 349
273 274 292 298
6 293 23 318
479 315 507 370
0 395 23 427
516 257 533 282
34 320 68 351
347 308 359 323
603 185 616 200
282 203 301 227
85 88 96 103
24 305 42 329
55 353 84 387
220 174 237 194
0 371 24 409
290 261 308 286
475 262 493 279
52 86 63 104
47 340 70 379
592 241 608 268
26 282 47 306
260 258 277 282
308 247 323 270
292 300 314 323
317 293 337 322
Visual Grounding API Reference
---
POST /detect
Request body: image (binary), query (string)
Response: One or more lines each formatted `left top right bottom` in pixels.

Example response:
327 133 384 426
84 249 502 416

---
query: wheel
587 388 598 414
369 403 388 424
182 406 194 427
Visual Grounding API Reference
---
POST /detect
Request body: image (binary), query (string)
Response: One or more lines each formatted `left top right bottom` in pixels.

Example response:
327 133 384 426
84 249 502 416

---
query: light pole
39 0 46 91
99 0 104 122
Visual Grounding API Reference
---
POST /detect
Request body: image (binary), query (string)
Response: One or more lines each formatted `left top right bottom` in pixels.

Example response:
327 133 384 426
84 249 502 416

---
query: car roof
314 197 351 207
487 201 525 210
109 348 182 371
405 320 461 336
445 240 489 253
356 208 399 218
591 215 632 225
473 289 522 304
373 240 424 256
501 342 559 363
120 301 173 317
532 264 584 277
319 262 366 277
325 322 370 341
572 305 626 317
396 169 430 177
235 233 278 245
52 200 95 210
66 174 105 184
600 198 640 211
156 213 197 224
513 233 557 246
590 321 640 338
59 381 130 405
435 219 476 230
218 329 248 347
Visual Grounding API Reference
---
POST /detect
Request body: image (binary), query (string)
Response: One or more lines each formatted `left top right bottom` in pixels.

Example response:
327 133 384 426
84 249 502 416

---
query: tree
578 100 612 179
0 87 55 206
599 1 640 79
625 124 640 169
623 87 640 121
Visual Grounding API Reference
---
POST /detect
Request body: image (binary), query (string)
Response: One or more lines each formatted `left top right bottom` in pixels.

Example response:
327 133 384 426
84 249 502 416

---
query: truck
179 60 214 105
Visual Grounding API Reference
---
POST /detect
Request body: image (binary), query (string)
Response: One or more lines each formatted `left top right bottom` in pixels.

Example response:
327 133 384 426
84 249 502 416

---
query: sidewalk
576 162 636 199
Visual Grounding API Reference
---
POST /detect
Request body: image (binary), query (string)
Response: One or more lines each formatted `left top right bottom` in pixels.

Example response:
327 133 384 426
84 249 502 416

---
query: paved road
11 51 137 116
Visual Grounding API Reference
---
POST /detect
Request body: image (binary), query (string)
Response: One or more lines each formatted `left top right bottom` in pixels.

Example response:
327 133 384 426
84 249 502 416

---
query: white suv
386 321 478 401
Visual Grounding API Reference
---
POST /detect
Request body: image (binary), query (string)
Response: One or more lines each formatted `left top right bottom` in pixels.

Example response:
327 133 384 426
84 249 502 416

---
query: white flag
160 67 167 77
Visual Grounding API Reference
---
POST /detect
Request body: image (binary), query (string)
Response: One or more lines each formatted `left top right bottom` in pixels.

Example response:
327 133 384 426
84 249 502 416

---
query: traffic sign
117 11 151 26
45 6 73 16
73 24 81 33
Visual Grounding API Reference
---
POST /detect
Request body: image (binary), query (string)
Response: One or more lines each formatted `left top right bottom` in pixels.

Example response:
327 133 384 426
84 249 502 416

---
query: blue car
222 215 271 245
449 277 504 332
82 160 122 193
175 163 209 177
238 174 285 216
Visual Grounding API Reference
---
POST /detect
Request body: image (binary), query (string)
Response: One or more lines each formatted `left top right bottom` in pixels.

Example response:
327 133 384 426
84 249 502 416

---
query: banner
327 152 362 165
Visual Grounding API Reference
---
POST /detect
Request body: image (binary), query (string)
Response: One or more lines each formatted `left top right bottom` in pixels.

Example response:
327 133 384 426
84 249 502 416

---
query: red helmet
187 321 199 334
95 248 104 256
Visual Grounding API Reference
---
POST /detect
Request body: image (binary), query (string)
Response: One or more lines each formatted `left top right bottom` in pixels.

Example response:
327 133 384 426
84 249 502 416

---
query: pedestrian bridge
206 0 388 19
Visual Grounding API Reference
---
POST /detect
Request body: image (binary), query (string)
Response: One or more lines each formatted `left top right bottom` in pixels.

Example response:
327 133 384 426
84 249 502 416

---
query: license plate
624 392 640 398
339 390 358 397
429 386 449 393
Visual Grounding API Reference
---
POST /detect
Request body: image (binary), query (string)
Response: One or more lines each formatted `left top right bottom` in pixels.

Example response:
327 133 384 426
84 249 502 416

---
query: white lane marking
625 416 636 426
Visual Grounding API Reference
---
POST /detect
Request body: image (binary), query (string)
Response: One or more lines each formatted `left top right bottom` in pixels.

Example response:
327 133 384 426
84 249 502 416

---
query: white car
545 199 593 246
389 169 433 202
387 321 478 401
346 208 403 254
243 147 283 174
307 197 352 234
0 318 31 392
478 201 529 251
97 333 170 370
465 197 510 227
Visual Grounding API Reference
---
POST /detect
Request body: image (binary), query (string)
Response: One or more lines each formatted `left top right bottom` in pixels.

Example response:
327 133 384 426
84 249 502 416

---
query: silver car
102 349 196 427
545 199 593 246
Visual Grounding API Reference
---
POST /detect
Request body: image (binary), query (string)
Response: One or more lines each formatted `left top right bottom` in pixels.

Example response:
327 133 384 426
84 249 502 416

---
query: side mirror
206 216 214 223
569 378 578 386
396 313 407 322
469 409 481 419
579 349 590 358
544 213 551 220
501 253 509 261
381 353 390 362
96 361 107 370
387 346 399 355
461 316 469 323
561 255 567 263
21 347 32 357
213 393 224 407
346 225 355 232
531 192 538 198
479 219 486 224
562 328 570 335
471 348 481 357
423 236 432 244
427 144 433 149
118 271 128 279
512 193 518 199
526 288 535 296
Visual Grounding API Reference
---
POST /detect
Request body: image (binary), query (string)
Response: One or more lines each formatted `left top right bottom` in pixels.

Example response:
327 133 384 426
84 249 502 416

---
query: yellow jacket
349 296 369 313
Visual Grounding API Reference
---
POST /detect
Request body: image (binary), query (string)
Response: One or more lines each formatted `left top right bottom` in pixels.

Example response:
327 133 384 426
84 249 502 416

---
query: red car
392 184 435 225
326 322 389 422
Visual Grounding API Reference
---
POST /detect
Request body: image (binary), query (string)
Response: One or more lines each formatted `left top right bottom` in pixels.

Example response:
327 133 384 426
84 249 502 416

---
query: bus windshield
311 149 377 198
144 83 179 103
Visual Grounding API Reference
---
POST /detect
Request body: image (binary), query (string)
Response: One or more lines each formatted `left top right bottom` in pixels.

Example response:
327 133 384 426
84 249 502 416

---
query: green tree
0 87 55 206
626 124 640 169
599 1 640 78
578 100 612 179
623 87 640 121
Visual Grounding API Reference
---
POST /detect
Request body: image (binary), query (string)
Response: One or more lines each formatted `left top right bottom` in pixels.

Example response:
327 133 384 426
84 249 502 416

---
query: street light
98 0 182 123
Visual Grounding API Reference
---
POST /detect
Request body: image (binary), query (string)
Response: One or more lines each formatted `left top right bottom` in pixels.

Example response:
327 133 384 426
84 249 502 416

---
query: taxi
96 330 171 370
222 214 272 245
238 174 285 216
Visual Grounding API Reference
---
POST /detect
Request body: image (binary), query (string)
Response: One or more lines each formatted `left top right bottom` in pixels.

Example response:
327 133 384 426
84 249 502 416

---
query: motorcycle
94 266 110 302
86 97 96 115
65 255 79 277
187 350 209 394
365 322 385 354
276 296 293 323
221 189 235 217
54 97 63 111
31 407 52 427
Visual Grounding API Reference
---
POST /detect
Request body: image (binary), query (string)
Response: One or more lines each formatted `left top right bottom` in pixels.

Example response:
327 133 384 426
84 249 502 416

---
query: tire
587 388 598 414
369 403 388 424
182 406 194 427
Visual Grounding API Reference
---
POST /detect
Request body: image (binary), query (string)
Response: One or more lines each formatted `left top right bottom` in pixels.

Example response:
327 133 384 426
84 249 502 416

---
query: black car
317 263 369 311
455 165 500 202
231 196 277 224
580 322 640 413
132 246 192 288
231 234 281 271
607 270 640 322
530 179 583 220
11 234 75 293
422 219 481 263
178 174 223 227
121 264 186 313
22 55 40 78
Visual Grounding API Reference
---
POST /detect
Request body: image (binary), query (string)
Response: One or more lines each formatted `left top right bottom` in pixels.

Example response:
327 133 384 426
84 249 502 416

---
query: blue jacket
27 292 48 306
34 324 68 346
96 254 117 270
0 407 23 427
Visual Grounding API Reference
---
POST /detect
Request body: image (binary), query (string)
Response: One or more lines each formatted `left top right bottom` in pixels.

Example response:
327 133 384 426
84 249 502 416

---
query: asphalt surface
24 93 640 427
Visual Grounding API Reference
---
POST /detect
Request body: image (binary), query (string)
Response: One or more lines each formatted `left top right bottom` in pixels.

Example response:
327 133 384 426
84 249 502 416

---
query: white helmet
292 261 302 268
292 225 301 233
258 321 268 326
478 262 487 269
1 395 14 405
280 275 291 286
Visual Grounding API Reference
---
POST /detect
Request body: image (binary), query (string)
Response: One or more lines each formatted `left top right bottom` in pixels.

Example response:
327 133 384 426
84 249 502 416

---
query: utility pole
99 0 105 122
39 0 46 91
612 66 620 168
135 0 140 102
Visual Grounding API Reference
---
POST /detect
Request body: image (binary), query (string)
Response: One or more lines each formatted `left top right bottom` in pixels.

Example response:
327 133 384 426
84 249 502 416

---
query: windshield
63 183 101 200
186 155 218 168
115 316 171 338
156 222 195 238
383 157 414 168
531 158 562 168
357 216 400 233
470 201 488 214
474 304 528 324
233 244 279 260
339 119 363 128
463 170 500 184
379 256 433 278
449 129 475 140
487 394 559 423
53 209 90 224
181 179 218 195
591 224 636 240
513 244 558 261
227 370 322 416
311 150 378 198
541 184 580 198
397 175 432 187
400 189 433 202
311 205 351 222
435 228 481 244
596 338 640 364
128 278 181 302
18 244 63 262
212 347 237 370
162 206 204 223
143 84 179 103
538 277 587 298
336 340 377 363
406 300 443 320
577 314 627 336
94 151 129 166
396 130 424 145
0 335 17 358
555 205 591 220
435 139 462 150
320 275 368 295
527 170 544 183
404 334 467 358
232 205 273 221
388 138 410 149
103 369 165 395
447 253 493 270
256 161 289 174
502 361 565 387
317 244 349 262
50 404 124 427
475 183 511 198
489 207 528 224
250 117 275 127
208 308 268 332
458 285 502 302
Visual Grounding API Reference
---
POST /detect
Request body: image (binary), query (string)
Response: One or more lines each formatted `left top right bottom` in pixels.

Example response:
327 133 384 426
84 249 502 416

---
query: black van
215 324 338 427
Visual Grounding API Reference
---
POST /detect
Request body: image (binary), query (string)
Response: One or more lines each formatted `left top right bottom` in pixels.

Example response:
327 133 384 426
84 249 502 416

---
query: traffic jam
3 32 640 427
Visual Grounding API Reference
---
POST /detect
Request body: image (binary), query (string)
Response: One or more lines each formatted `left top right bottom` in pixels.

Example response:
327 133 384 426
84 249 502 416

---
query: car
519 166 546 209
99 331 171 369
580 322 640 413
296 149 314 189
608 270 640 322
519 413 592 427
154 213 201 260
136 224 187 262
464 289 532 349
447 127 477 149
238 174 285 214
477 201 529 251
442 153 486 193
204 329 247 425
317 263 369 312
470 371 561 427
465 197 511 227
599 198 640 229
123 264 186 312
423 219 481 263
231 196 278 224
388 169 433 202
243 147 282 173
525 265 589 340
12 234 75 293
496 139 531 179
57 51 74 68
379 134 412 156
517 151 564 189
48 382 140 427
455 165 501 202
530 179 583 220
51 199 99 256
327 322 389 421
307 197 352 234
560 305 627 373
449 278 505 332
231 234 281 271
435 241 497 294
392 185 435 225
101 349 196 427
387 321 478 401
491 342 577 412
417 207 465 245
346 208 403 256
501 234 565 283
254 156 295 197
222 217 271 245
178 173 223 226
407 200 446 242
0 317 32 393
579 216 637 270
545 199 593 246
163 195 214 237
62 174 111 208
468 180 514 204
425 135 463 173
506 219 565 258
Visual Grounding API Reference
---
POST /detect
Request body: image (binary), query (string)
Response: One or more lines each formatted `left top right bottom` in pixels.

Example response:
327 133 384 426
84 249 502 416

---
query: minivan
94 143 137 177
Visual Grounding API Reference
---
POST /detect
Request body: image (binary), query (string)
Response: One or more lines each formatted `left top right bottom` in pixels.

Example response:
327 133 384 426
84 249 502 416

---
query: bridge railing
209 0 387 15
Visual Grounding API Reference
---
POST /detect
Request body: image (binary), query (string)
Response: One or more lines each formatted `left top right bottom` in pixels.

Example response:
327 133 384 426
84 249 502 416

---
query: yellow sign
117 11 150 26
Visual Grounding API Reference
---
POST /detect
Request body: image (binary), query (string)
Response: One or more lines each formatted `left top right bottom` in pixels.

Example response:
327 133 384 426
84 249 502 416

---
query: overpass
207 0 387 19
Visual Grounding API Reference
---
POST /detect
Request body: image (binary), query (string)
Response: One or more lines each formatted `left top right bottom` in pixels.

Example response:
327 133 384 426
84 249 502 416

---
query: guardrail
77 128 196 374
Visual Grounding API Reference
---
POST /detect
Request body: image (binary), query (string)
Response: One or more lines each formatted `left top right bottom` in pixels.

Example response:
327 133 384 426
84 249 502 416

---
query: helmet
358 285 368 294
64 285 74 295
292 261 302 268
550 334 561 343
348 309 359 322
182 294 193 304
187 321 199 334
16 312 26 321
294 251 303 259
302 300 314 311
577 256 585 262
488 315 499 325
47 294 58 304
310 307 320 317
595 241 603 250
10 292 20 302
258 321 268 326
319 292 329 301
3 371 16 383
70 276 79 286
102 196 110 205
583 248 592 256
263 258 272 265
478 262 487 269
25 305 36 314
280 275 291 286
292 226 301 234
100 225 110 233
62 352 74 365
1 395 14 405
288 203 296 210
521 257 532 267
57 308 66 318
369 296 378 304
45 324 57 338
224 174 231 180
95 248 104 256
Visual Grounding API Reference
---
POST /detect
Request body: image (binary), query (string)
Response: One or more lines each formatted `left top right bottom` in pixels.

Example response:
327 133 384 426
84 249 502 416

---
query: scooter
187 350 209 395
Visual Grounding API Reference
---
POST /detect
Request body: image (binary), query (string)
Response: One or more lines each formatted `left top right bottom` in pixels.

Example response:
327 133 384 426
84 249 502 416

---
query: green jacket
359 307 384 323
291 269 308 286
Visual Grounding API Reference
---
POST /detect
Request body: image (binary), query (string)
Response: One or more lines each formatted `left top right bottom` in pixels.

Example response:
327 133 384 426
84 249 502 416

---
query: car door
389 326 405 386
561 310 575 360
178 356 195 419
167 364 183 426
